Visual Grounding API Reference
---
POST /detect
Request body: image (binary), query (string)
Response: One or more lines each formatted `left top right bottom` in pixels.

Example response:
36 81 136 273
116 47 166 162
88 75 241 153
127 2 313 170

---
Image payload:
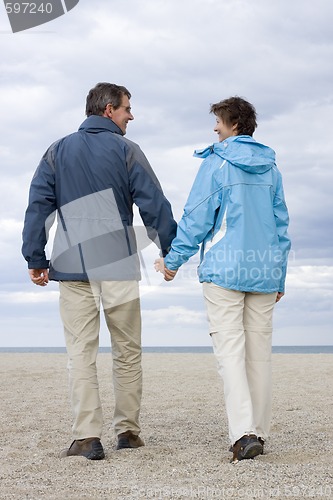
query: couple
22 82 290 464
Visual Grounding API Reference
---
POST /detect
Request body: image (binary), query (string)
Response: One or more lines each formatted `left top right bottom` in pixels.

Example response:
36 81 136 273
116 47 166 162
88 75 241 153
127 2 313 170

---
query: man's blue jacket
22 115 177 281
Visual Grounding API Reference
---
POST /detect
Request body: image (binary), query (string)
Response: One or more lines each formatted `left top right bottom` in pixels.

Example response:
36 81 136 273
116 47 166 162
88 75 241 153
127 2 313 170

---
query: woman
156 96 291 463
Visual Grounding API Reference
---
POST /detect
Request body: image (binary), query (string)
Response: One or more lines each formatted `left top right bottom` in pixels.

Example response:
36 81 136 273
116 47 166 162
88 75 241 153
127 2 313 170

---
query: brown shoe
117 431 145 450
60 437 105 460
230 434 263 463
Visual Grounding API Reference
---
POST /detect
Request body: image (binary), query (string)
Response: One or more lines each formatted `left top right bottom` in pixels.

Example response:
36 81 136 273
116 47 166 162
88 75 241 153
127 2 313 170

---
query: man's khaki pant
203 282 277 445
59 280 142 440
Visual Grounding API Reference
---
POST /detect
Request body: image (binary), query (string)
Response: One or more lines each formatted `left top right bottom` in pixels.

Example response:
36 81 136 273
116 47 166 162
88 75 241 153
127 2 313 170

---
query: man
156 97 291 463
22 82 177 460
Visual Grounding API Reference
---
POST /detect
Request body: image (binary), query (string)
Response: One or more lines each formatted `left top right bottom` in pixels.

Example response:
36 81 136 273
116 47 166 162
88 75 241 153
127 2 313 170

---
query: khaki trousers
59 280 142 440
203 282 277 445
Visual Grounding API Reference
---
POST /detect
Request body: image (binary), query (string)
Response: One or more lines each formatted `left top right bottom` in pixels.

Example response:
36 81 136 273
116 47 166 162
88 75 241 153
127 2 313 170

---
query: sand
1 353 332 500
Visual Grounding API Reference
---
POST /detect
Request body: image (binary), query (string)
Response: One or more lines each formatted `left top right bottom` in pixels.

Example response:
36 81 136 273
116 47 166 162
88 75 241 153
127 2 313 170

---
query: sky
0 0 332 347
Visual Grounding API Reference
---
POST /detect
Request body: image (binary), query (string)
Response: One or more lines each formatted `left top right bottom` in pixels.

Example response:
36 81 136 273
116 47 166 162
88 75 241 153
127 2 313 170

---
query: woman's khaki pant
203 282 277 445
59 280 142 440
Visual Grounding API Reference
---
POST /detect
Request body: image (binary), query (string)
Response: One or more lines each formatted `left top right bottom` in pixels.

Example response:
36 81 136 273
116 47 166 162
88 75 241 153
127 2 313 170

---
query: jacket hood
78 115 124 136
194 135 276 174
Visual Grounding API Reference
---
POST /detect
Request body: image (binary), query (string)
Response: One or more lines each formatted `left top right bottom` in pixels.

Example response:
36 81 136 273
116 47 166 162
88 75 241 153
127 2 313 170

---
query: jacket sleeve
126 142 177 256
273 172 291 292
22 154 57 269
164 160 221 270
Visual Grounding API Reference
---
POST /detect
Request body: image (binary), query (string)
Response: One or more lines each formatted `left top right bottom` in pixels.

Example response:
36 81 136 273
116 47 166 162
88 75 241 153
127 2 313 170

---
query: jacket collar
193 136 253 158
78 115 124 136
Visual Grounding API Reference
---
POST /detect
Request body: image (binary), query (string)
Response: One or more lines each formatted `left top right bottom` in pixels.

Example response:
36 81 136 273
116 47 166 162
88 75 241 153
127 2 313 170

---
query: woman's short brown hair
210 96 257 136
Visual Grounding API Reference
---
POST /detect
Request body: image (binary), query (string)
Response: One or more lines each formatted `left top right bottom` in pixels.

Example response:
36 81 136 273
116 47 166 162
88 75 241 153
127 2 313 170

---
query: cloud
288 266 333 290
143 306 206 327
0 290 59 304
1 0 332 346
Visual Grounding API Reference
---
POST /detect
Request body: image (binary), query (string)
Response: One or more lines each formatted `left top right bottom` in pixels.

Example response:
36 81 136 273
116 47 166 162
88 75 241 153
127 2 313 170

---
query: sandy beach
1 353 332 499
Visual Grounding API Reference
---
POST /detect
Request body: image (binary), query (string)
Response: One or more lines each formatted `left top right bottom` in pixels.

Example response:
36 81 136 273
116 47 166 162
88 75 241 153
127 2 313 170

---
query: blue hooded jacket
164 135 291 293
22 115 177 281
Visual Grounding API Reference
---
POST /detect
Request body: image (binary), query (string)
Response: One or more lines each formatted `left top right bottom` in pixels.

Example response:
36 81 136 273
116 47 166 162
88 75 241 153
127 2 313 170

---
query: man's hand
276 292 284 302
29 269 49 287
154 258 165 273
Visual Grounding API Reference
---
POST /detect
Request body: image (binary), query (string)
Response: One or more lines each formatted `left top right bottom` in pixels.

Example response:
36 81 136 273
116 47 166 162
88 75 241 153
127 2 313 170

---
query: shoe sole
117 437 145 450
117 443 130 450
59 446 105 460
240 441 263 460
85 450 105 460
83 441 105 460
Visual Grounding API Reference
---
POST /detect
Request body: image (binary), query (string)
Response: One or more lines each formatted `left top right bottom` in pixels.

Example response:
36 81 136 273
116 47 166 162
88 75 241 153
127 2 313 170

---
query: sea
0 346 333 354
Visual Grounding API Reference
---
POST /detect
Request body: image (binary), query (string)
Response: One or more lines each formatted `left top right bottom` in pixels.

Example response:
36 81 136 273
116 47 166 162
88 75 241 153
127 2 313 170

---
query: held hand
276 292 284 302
154 258 165 273
29 269 49 287
154 258 178 281
164 267 178 282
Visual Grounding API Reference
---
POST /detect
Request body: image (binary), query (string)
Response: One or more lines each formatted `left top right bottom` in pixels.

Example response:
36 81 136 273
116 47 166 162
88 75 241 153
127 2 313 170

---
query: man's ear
103 103 113 118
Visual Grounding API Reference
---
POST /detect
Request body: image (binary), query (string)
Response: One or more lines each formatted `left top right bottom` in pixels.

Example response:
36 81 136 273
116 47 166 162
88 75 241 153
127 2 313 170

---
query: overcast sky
0 0 332 347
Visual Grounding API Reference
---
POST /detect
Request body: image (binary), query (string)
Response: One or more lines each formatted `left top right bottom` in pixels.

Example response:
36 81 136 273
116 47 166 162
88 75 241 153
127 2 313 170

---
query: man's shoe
60 437 105 460
230 434 263 463
117 431 145 450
